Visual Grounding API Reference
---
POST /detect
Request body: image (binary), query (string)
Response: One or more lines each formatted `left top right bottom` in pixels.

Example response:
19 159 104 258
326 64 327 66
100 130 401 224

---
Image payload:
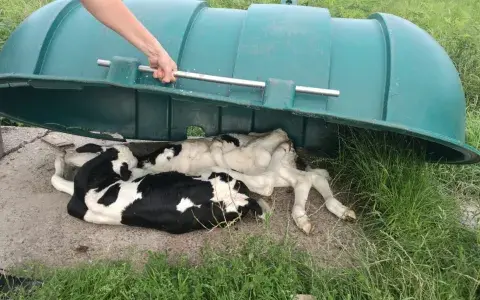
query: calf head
76 143 138 181
200 171 268 219
110 145 138 180
76 144 138 181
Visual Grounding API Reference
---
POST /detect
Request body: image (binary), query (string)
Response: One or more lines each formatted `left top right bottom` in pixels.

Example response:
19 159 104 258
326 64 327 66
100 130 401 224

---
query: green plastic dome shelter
0 0 479 164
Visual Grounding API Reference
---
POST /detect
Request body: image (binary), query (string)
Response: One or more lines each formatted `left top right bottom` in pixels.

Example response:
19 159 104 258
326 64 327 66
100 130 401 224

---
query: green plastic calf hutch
0 0 479 164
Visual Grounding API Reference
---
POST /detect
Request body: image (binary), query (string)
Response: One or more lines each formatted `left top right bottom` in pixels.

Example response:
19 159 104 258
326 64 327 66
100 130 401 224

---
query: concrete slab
0 128 359 270
0 126 48 155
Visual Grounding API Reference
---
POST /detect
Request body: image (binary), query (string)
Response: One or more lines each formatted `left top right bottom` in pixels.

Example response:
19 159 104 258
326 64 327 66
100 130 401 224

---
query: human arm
79 0 177 83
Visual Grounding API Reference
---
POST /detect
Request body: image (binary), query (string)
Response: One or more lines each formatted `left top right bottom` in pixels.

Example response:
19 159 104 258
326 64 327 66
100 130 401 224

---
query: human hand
79 0 178 83
148 47 178 84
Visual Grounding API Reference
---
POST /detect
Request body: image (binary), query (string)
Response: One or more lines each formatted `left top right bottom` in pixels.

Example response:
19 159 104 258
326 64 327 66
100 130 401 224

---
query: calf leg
291 180 314 234
275 146 356 222
51 154 74 196
210 140 231 169
252 148 273 170
305 166 331 180
83 209 122 225
310 172 356 221
273 165 315 234
256 198 272 218
212 139 273 174
210 166 276 197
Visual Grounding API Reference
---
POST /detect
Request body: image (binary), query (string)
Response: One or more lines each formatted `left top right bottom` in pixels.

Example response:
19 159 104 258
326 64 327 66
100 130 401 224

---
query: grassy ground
1 0 480 299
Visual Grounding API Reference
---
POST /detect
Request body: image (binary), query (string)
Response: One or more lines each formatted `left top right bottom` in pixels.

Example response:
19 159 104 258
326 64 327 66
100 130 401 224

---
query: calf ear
102 148 119 160
170 144 182 157
76 143 104 153
120 163 132 181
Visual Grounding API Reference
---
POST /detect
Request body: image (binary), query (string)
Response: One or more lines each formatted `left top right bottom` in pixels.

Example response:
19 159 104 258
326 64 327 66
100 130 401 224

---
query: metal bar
97 59 340 97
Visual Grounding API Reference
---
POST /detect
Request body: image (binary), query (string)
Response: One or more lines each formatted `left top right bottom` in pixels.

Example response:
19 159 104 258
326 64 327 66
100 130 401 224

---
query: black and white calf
51 145 269 234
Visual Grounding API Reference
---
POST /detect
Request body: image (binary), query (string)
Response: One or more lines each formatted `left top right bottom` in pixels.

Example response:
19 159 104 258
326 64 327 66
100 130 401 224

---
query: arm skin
79 0 177 83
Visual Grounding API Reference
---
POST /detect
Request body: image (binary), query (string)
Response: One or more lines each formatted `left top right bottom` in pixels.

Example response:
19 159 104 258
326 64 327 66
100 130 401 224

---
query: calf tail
51 153 74 196
256 198 272 219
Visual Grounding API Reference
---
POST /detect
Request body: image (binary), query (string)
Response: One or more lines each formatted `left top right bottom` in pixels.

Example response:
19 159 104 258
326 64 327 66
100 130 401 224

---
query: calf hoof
302 222 312 235
292 214 312 235
342 209 357 221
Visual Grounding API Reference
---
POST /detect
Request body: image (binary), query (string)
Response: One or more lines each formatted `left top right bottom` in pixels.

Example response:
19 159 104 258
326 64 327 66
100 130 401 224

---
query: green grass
1 0 480 299
0 0 51 48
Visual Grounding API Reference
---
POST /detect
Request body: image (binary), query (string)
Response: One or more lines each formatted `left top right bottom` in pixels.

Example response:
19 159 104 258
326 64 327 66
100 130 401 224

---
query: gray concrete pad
0 127 359 270
0 126 48 155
